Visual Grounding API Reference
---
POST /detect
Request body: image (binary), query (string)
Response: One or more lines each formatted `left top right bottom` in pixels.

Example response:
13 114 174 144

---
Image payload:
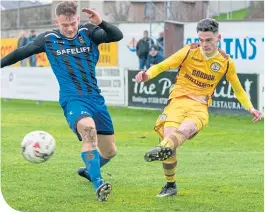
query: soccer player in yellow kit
135 18 262 197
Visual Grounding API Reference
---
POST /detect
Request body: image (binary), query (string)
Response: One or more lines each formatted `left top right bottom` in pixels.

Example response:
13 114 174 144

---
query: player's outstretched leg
78 117 112 201
145 127 190 162
80 153 112 201
144 146 173 162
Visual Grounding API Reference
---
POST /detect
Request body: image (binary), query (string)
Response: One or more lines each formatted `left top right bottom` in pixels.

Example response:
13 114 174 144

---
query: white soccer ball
21 131 56 164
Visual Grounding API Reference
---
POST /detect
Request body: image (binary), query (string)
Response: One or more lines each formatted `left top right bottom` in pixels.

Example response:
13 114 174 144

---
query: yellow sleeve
147 45 190 79
226 59 253 110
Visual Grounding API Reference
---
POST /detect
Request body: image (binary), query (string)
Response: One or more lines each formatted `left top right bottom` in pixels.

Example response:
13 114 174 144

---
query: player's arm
226 59 262 122
81 8 123 45
91 21 123 44
135 45 190 82
1 33 45 68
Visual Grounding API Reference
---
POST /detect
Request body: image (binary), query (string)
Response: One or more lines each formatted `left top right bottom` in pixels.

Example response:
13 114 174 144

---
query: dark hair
196 18 219 33
55 1 77 16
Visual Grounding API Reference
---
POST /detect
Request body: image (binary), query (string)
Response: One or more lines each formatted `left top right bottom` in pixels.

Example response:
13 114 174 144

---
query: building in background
2 1 262 32
1 0 52 29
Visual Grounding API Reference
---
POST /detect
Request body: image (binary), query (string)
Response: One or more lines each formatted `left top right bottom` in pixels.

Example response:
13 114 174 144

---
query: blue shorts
61 95 114 141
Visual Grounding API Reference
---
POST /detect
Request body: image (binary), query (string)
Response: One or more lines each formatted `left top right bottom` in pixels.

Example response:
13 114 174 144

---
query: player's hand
82 8 102 25
249 108 262 122
135 71 150 83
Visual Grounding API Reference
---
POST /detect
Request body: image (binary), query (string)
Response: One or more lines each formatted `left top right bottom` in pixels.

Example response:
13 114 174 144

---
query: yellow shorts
154 96 209 139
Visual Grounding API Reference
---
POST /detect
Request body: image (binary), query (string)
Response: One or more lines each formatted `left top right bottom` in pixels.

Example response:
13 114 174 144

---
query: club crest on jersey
78 36 85 44
159 114 167 121
210 62 221 72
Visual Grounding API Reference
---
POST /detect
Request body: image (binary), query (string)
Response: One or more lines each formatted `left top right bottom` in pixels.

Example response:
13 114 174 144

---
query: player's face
198 31 221 55
55 15 80 38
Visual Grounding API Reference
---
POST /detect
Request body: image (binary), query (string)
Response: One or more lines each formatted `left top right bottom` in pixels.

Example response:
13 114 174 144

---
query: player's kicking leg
76 101 116 201
77 137 116 201
77 117 112 201
144 146 173 162
77 134 117 182
144 126 182 197
144 125 188 162
145 121 199 197
145 97 209 197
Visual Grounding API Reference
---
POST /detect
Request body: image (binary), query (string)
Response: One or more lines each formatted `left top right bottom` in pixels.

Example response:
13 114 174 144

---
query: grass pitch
1 99 264 212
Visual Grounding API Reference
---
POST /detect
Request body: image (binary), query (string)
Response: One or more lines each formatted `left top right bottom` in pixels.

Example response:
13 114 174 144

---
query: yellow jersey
147 44 253 110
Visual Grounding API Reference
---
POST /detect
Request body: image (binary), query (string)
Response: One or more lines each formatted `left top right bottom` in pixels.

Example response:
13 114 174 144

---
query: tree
106 1 131 22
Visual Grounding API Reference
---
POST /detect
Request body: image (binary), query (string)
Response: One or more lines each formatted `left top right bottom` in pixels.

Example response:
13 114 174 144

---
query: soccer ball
21 131 56 164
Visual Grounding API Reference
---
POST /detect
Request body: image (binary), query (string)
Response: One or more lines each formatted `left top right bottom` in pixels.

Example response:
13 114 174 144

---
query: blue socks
99 155 111 167
81 150 103 190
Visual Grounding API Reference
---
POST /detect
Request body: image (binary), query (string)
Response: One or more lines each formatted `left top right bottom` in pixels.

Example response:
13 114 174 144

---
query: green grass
213 8 249 21
1 99 264 212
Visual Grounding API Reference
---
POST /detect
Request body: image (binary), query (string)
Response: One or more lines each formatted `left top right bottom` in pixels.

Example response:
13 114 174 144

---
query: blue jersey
1 21 123 138
44 26 101 98
1 21 123 104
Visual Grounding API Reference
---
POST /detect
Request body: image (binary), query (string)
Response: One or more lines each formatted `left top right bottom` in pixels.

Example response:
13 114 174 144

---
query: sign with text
184 22 264 74
97 43 118 67
96 67 125 106
209 73 259 115
0 39 118 67
127 70 177 109
127 70 259 114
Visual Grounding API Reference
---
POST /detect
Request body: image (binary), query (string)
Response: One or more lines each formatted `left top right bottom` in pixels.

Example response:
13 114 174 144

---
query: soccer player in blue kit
0 1 123 201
